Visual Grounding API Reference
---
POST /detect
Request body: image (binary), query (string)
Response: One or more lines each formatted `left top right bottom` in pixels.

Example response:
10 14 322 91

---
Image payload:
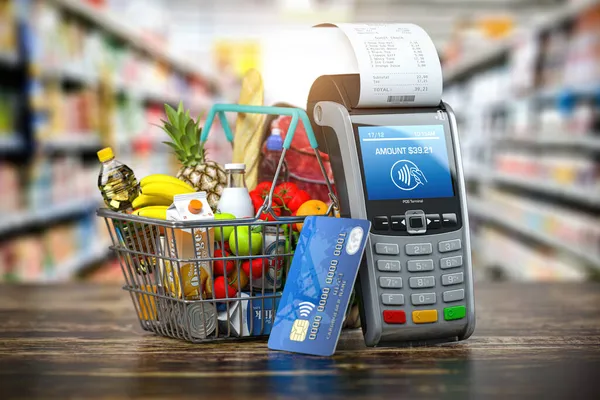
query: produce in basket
295 200 329 231
159 102 227 211
213 212 236 243
229 226 262 256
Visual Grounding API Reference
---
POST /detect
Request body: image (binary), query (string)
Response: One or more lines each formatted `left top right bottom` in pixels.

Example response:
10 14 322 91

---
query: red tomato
214 276 237 299
254 181 273 197
273 182 299 206
250 191 264 213
241 259 264 279
258 207 282 221
212 249 235 276
286 189 311 213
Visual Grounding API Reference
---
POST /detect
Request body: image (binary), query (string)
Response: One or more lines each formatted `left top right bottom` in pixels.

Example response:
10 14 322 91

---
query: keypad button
377 259 401 272
439 239 462 253
390 215 407 231
379 276 403 289
411 293 436 305
426 214 441 229
409 217 424 229
442 272 464 286
444 305 466 321
443 289 465 303
409 276 435 289
405 243 432 255
375 243 399 255
442 213 458 227
407 259 434 272
383 310 406 324
412 309 438 324
373 216 390 231
382 293 404 306
440 255 463 269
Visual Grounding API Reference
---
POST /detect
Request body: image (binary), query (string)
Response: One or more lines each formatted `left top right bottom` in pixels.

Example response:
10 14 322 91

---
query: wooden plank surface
1 283 599 399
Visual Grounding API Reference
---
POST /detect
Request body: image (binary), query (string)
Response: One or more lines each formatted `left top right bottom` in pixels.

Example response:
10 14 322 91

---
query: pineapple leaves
164 104 178 128
162 141 180 151
177 101 184 114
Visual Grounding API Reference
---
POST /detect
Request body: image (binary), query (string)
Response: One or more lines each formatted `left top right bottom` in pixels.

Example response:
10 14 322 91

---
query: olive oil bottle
97 147 140 212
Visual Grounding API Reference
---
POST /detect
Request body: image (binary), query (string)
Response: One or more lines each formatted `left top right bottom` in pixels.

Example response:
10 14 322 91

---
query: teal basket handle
201 104 319 150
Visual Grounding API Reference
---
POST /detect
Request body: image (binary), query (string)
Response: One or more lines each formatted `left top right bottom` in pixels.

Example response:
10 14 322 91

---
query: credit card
268 216 371 356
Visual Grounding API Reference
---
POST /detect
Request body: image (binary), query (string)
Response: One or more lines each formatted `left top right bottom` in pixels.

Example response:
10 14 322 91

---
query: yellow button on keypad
412 309 438 324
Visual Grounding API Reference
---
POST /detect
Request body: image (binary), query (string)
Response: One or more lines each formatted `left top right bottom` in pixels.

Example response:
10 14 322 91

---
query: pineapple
160 102 227 211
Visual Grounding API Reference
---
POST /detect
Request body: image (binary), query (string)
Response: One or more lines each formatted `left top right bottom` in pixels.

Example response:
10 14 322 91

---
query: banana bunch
132 174 196 220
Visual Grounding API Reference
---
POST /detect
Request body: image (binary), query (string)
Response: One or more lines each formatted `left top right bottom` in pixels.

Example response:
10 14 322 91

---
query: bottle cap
224 163 246 171
266 133 283 151
188 199 203 214
97 147 114 162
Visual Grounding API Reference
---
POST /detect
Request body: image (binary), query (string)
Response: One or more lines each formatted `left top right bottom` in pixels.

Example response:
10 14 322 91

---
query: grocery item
214 276 237 299
286 190 311 213
165 192 215 299
141 182 194 203
163 262 211 299
295 199 329 231
257 120 289 185
212 249 234 276
132 206 168 220
217 293 281 337
140 174 195 192
216 163 254 218
252 226 286 291
160 103 227 211
213 212 236 243
233 69 266 190
241 259 264 280
180 302 217 339
136 285 158 321
229 225 262 256
97 147 140 212
132 194 172 209
273 182 299 206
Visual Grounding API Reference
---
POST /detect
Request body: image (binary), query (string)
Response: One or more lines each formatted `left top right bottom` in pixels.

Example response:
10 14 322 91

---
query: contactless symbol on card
289 302 316 342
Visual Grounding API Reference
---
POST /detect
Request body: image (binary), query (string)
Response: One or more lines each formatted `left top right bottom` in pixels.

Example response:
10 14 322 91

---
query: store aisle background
0 0 598 284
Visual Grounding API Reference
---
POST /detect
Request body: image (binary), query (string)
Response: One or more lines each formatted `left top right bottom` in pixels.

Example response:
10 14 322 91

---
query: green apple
229 226 262 256
214 212 236 243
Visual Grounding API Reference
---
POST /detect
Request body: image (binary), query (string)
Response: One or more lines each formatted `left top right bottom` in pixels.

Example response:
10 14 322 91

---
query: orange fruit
295 200 329 231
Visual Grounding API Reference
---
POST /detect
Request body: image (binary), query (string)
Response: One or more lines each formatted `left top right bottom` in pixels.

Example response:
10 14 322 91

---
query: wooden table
1 283 599 399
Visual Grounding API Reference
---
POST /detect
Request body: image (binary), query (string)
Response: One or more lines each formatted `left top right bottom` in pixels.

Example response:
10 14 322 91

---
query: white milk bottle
217 163 254 219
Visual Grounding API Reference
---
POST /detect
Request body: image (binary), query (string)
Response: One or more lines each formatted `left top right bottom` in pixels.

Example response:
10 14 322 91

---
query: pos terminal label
358 125 454 201
335 23 442 107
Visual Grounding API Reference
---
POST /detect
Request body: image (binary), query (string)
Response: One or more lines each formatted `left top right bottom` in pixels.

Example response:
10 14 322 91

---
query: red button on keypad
383 310 406 324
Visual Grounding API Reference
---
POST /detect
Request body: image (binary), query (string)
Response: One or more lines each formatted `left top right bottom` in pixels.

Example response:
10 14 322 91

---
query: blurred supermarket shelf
38 66 99 86
444 0 600 83
492 172 600 208
39 135 103 153
0 199 100 237
0 135 24 152
46 243 112 282
495 135 600 151
468 198 600 269
49 0 213 86
0 51 19 67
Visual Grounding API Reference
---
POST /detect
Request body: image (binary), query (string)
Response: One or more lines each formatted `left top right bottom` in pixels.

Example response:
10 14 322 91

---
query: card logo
290 319 309 342
391 160 428 191
345 227 364 255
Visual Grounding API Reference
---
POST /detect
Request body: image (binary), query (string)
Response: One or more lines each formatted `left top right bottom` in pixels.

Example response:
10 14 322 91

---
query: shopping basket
97 104 340 343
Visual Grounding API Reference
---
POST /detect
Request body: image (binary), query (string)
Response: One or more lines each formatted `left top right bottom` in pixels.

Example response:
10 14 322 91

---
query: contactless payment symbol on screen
391 160 428 191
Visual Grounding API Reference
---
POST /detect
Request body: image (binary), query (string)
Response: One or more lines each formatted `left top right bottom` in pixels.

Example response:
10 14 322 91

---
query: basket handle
201 103 338 217
200 104 319 150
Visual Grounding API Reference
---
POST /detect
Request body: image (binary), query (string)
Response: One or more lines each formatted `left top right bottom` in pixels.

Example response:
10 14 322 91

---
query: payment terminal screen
357 125 454 201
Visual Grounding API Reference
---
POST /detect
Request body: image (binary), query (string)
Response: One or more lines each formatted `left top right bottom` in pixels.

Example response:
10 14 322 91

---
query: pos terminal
306 25 475 347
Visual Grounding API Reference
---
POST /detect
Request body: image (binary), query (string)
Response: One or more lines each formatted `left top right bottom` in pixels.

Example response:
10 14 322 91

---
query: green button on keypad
444 305 466 321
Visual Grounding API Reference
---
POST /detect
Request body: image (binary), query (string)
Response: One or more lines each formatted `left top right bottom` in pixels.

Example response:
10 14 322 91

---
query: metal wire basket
98 104 339 343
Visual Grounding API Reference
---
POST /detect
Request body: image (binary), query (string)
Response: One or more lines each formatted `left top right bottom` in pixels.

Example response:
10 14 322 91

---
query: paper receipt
335 23 443 108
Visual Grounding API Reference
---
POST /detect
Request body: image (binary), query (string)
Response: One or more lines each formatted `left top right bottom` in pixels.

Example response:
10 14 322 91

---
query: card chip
290 319 309 342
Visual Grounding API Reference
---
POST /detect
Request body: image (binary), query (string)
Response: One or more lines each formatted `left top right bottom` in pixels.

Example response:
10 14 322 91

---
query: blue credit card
268 216 371 356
